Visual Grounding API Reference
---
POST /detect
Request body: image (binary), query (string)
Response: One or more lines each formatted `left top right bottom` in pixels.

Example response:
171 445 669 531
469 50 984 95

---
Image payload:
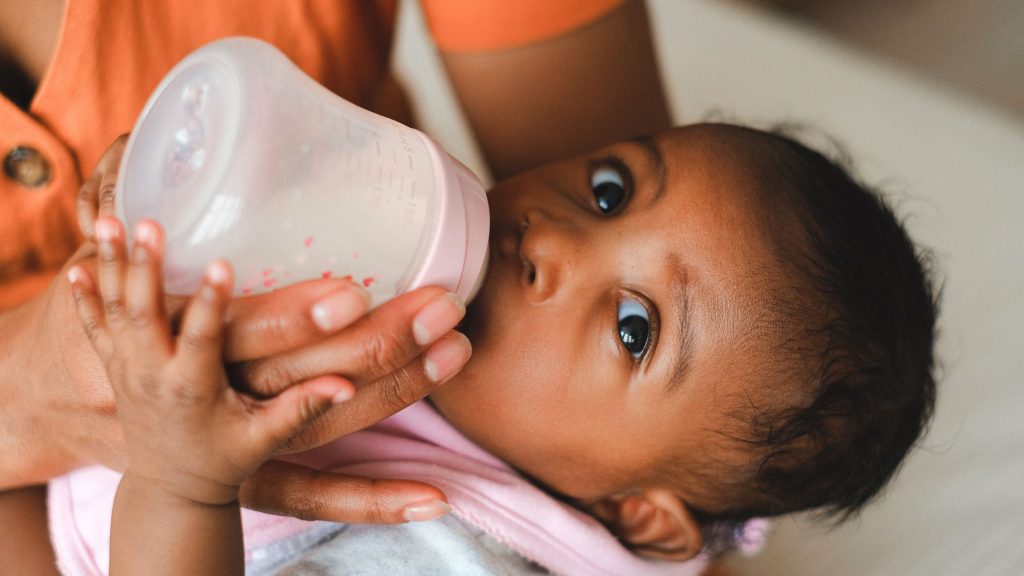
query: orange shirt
0 0 623 312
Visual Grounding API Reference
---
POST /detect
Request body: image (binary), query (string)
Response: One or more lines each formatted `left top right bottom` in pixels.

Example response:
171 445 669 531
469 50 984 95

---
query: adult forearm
0 264 123 489
441 0 671 179
0 296 72 487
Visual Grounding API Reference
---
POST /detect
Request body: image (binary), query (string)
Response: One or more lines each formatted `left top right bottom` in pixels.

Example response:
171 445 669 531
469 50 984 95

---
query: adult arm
437 0 671 179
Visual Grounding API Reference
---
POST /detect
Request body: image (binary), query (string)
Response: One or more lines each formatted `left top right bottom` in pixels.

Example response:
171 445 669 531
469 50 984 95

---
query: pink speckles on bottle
115 38 489 304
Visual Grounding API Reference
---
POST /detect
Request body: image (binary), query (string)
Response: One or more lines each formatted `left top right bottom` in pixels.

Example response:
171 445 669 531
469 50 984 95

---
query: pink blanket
49 401 707 575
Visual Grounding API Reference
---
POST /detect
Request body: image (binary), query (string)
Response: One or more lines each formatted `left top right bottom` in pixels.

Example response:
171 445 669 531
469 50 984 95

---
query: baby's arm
0 487 59 575
68 218 352 575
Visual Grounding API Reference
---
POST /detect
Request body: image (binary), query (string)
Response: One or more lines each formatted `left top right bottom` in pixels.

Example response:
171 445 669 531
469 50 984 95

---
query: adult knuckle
282 484 324 521
364 480 392 523
242 360 293 395
361 328 406 378
251 312 304 346
376 370 420 413
285 414 331 452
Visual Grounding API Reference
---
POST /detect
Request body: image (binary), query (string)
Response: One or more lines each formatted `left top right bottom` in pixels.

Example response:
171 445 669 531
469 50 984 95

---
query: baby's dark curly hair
690 124 939 554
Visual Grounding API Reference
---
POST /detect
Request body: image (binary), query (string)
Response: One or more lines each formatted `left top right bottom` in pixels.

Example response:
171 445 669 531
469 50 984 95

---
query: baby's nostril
522 257 536 284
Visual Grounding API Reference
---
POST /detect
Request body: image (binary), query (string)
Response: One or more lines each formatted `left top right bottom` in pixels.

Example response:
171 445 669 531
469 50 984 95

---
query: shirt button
4 146 53 188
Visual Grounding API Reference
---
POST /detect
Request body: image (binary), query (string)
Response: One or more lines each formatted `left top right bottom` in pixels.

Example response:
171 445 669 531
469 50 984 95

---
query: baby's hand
67 218 353 505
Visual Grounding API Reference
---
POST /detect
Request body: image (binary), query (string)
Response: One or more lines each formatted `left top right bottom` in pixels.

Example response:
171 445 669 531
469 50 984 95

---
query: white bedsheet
393 1 1024 574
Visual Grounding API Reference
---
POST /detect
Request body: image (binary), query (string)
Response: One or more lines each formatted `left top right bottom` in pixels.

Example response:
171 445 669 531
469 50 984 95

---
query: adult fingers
221 279 371 362
76 135 127 240
239 288 463 396
239 460 450 525
277 331 471 453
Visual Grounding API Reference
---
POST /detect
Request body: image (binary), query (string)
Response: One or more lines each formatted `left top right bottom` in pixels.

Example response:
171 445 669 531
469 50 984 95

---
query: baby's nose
519 210 581 303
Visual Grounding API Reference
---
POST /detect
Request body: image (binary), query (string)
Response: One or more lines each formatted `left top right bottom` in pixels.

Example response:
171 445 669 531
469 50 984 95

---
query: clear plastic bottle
116 37 489 305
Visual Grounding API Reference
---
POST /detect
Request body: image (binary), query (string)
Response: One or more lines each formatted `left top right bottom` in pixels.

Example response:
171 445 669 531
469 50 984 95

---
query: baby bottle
115 37 489 305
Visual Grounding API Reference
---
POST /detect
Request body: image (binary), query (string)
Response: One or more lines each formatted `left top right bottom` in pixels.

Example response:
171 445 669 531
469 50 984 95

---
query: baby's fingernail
331 384 354 405
311 287 370 332
67 266 84 286
402 499 451 522
200 262 230 301
413 293 465 347
95 219 119 258
131 242 149 264
134 220 158 247
205 261 230 285
423 333 471 383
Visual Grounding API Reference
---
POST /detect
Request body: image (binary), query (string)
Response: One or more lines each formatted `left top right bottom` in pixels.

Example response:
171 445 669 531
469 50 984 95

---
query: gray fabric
248 515 548 576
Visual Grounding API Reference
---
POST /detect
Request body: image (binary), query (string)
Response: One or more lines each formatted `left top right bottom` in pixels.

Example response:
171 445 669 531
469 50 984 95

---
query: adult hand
0 138 471 524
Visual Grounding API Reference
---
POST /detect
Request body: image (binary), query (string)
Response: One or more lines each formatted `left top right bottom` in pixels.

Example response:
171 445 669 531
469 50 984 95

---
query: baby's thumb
258 375 354 447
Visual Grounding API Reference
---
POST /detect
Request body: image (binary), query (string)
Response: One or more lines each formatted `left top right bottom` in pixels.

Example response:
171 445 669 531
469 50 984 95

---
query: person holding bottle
0 1 670 573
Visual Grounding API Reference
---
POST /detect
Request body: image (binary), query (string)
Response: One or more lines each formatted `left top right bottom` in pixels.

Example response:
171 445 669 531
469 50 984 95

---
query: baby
64 123 938 574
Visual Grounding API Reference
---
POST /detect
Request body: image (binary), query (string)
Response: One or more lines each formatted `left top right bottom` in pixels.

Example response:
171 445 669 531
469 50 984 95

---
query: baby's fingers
67 265 112 359
254 376 354 450
124 220 173 356
93 218 129 332
173 260 234 385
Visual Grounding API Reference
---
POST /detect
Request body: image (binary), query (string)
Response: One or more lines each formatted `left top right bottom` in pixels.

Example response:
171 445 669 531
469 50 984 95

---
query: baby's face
430 126 783 506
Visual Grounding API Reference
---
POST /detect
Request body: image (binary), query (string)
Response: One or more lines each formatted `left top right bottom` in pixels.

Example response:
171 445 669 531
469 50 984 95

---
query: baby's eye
590 162 629 215
617 299 651 359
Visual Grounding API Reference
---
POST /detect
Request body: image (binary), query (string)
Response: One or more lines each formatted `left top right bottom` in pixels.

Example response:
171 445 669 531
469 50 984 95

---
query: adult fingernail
311 288 370 332
402 499 451 522
423 333 471 383
413 293 465 346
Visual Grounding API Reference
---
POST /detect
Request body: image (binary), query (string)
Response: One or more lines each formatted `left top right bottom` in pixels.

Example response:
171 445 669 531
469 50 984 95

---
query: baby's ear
588 488 703 562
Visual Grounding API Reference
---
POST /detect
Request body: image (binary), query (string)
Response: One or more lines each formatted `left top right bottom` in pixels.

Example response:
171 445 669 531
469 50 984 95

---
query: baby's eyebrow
628 136 692 389
628 136 667 206
665 253 695 392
